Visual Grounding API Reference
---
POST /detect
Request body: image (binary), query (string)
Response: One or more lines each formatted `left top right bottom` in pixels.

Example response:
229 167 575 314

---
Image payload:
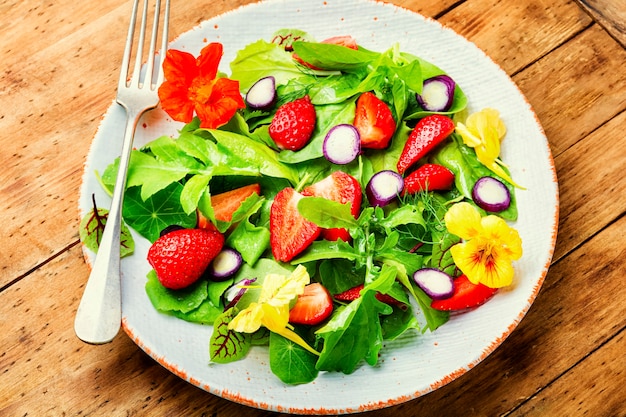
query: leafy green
315 290 392 373
122 183 197 243
79 199 134 258
269 332 319 384
210 308 252 363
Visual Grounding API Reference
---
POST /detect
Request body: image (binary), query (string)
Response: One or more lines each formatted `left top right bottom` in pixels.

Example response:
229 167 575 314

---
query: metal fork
74 0 170 344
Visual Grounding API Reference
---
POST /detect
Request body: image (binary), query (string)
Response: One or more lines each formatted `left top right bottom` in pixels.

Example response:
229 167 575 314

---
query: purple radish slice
413 268 454 300
323 124 361 165
224 278 257 310
207 247 243 281
472 176 511 212
366 170 404 207
245 76 276 110
416 75 456 112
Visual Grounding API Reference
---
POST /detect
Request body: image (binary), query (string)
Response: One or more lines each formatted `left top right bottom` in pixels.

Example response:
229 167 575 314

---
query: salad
80 29 523 385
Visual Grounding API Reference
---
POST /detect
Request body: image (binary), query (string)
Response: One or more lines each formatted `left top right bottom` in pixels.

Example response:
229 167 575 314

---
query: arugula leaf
126 148 203 201
315 291 392 373
207 129 299 184
210 308 252 364
269 332 319 384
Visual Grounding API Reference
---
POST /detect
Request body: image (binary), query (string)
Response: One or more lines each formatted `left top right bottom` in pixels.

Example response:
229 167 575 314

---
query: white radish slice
245 76 276 110
224 278 257 310
472 176 511 212
323 124 361 164
416 75 456 112
207 248 243 281
365 170 404 207
413 268 454 300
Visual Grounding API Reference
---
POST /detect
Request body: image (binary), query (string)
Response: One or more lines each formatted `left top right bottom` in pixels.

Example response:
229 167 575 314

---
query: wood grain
576 0 626 47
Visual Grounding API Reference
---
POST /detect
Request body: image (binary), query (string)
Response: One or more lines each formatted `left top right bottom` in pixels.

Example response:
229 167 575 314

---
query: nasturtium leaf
210 309 252 364
269 332 319 385
79 205 134 258
122 183 196 243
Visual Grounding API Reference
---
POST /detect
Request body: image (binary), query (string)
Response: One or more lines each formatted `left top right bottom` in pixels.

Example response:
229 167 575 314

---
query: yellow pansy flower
456 108 524 188
228 265 319 355
444 202 523 288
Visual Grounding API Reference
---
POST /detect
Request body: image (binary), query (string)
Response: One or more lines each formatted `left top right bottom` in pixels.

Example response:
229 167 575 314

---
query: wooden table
2 0 625 415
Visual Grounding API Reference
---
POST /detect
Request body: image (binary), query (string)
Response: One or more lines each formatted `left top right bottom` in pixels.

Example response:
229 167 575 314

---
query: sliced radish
472 176 511 212
323 124 361 164
366 170 404 207
245 76 276 110
207 247 243 281
416 75 456 112
413 268 454 300
224 278 257 310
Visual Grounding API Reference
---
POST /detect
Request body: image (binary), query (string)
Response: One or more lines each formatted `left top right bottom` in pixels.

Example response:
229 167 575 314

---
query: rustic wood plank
575 0 626 48
438 0 592 75
513 24 626 157
509 330 626 416
550 109 626 262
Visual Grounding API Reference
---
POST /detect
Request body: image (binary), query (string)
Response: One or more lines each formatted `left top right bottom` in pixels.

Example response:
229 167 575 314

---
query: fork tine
131 0 150 87
156 0 170 87
144 0 161 89
118 0 140 90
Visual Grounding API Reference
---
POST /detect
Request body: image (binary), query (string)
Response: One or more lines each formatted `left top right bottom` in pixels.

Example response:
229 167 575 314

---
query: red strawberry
353 92 396 149
334 284 406 307
430 274 498 311
403 163 455 194
289 283 334 325
269 95 316 151
270 187 321 262
396 114 455 174
302 171 362 241
147 228 224 290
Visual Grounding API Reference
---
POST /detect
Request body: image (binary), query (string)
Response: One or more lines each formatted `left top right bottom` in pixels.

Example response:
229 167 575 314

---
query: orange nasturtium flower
158 43 245 129
444 202 523 288
455 108 524 189
228 265 319 355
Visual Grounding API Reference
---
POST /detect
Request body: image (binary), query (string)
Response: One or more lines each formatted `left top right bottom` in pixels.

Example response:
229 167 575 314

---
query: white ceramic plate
79 0 559 413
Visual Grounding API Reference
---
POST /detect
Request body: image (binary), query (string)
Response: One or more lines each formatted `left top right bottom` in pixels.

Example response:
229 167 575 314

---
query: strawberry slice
402 163 455 194
334 284 406 308
430 274 498 311
302 171 362 241
147 228 224 290
197 183 261 228
396 114 455 174
353 92 396 149
289 283 333 325
270 187 321 262
269 95 316 151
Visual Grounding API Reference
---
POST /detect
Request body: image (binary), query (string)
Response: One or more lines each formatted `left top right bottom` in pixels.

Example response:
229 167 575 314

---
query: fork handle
74 106 144 344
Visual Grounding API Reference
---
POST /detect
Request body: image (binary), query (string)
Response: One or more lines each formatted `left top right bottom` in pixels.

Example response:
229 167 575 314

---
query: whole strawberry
147 228 224 290
269 95 316 151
